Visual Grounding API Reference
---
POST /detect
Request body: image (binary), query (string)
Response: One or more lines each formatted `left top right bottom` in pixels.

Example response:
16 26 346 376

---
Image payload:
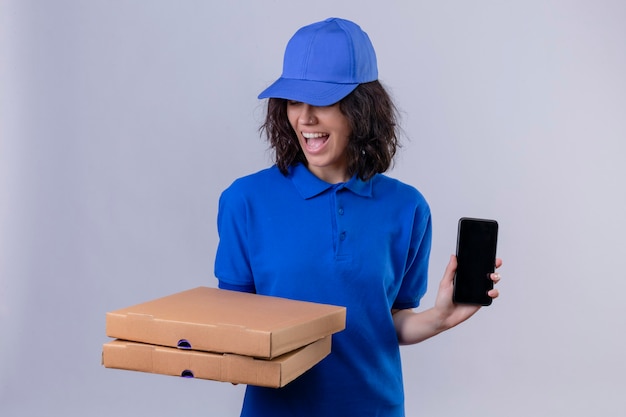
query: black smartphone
453 217 499 306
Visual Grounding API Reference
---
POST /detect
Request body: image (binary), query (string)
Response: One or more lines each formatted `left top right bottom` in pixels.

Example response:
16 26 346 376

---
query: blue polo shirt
215 163 432 417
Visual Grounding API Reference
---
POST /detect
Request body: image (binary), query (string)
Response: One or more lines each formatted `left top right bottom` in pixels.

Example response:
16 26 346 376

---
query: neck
307 165 350 184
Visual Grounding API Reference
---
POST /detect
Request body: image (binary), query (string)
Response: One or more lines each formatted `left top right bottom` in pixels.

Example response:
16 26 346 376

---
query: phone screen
453 218 498 306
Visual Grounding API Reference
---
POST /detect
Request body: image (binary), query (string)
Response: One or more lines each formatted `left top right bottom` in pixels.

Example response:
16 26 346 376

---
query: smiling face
286 101 352 184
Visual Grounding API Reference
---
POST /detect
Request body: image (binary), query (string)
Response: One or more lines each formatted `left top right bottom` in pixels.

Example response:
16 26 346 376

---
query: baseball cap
258 17 378 106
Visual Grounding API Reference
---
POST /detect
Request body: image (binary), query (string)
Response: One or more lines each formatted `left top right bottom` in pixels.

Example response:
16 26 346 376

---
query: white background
1 1 625 416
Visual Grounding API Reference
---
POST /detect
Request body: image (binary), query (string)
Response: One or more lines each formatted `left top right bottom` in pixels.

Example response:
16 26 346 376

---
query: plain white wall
1 1 625 416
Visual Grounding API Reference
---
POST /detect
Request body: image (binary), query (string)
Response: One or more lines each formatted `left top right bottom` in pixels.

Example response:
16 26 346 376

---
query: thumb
441 255 457 287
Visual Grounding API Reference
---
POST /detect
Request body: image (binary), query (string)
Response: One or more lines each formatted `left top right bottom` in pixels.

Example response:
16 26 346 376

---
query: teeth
302 132 327 139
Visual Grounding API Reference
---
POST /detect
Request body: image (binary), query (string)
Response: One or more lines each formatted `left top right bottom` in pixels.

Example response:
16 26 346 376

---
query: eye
287 100 302 106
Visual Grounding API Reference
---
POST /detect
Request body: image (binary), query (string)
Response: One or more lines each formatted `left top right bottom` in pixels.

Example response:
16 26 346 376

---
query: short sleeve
392 202 432 310
214 182 256 292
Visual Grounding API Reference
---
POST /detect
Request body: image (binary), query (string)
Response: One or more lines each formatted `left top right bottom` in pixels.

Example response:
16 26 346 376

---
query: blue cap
258 18 378 106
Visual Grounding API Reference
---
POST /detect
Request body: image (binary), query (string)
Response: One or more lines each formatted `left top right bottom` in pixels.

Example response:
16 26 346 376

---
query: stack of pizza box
102 287 346 388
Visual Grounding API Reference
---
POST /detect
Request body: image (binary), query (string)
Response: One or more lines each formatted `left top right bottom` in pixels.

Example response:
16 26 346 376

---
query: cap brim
258 78 358 106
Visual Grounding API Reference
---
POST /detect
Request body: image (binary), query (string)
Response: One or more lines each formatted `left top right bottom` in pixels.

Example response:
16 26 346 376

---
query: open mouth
302 132 329 151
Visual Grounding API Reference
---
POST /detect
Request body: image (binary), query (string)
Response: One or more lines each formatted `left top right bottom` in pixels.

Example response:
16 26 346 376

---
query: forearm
392 308 451 345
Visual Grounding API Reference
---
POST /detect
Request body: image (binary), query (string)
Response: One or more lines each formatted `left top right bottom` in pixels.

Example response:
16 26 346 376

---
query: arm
392 255 502 345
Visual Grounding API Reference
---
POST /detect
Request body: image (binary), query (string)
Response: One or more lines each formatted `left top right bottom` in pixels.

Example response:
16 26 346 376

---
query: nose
299 104 317 125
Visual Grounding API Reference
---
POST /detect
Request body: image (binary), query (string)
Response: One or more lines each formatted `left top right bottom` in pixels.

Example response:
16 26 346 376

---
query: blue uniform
215 163 432 417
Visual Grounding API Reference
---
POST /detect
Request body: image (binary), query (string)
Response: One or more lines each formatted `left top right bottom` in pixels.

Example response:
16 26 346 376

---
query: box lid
102 337 331 388
106 287 346 358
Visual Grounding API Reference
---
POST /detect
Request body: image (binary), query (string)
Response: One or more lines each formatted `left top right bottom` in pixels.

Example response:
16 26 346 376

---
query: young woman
215 17 501 417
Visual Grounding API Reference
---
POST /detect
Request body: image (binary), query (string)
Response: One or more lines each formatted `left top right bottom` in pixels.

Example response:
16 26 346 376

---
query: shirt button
339 231 346 241
338 207 344 215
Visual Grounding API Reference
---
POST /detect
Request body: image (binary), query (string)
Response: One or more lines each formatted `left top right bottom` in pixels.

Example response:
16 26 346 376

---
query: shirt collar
287 163 373 199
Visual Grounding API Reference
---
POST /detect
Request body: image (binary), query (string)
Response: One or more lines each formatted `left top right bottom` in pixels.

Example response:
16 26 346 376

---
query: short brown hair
260 81 399 181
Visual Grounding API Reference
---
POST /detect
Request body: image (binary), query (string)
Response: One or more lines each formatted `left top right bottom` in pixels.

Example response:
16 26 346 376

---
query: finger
495 258 503 269
440 255 457 288
488 288 499 299
490 272 501 283
448 254 458 269
445 254 457 277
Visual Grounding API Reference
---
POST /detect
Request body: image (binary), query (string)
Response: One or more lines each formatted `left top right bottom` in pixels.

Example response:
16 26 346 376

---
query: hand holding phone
453 217 499 306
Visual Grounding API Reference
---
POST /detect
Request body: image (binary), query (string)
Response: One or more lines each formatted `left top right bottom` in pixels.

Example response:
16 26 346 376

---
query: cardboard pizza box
102 336 330 388
105 287 346 359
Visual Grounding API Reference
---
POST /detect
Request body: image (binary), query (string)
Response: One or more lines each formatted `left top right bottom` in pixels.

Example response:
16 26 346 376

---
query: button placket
335 191 348 249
